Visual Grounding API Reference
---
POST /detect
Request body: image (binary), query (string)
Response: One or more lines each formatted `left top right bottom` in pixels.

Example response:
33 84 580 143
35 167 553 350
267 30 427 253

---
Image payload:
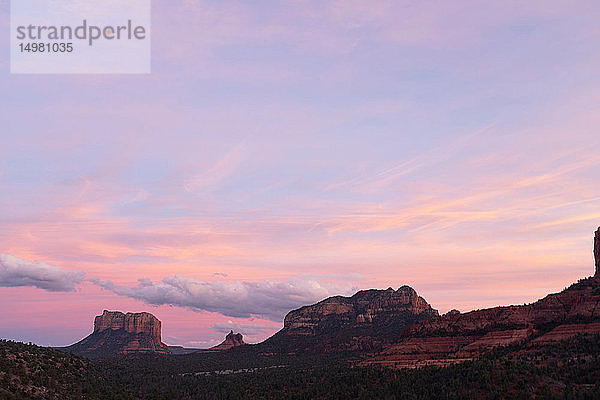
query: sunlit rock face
94 310 163 340
64 310 170 358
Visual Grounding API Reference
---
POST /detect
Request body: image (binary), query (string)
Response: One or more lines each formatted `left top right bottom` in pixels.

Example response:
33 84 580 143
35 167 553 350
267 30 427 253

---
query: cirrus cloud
0 254 85 292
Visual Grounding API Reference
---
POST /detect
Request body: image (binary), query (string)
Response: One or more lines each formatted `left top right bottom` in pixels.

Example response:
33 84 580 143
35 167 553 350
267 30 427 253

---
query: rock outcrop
207 331 246 351
63 311 170 358
364 227 600 368
94 310 162 340
595 227 600 276
262 286 438 354
283 286 436 335
366 278 600 368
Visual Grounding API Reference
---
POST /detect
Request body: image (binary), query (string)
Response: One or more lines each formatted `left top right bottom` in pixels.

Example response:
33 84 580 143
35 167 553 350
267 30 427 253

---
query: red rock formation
208 331 246 351
595 227 600 276
364 227 600 368
261 286 439 354
65 310 170 358
283 286 438 336
365 336 476 368
531 322 600 345
365 280 600 368
94 310 162 342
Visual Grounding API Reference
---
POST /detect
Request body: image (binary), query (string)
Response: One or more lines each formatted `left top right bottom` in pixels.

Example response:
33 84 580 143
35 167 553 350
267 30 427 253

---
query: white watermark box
10 0 151 74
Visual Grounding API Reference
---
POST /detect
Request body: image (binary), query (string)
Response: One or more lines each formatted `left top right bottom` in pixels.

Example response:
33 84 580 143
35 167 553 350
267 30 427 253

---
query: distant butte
61 226 600 367
207 330 247 351
63 310 170 358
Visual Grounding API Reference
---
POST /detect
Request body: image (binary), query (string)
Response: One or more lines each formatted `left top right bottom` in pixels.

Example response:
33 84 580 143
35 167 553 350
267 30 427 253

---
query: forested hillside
0 340 133 400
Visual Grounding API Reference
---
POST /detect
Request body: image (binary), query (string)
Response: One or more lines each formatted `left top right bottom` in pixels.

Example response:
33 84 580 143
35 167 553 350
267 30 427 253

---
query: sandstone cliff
94 310 162 340
366 277 600 368
595 227 600 276
284 286 436 334
262 286 438 354
64 310 170 358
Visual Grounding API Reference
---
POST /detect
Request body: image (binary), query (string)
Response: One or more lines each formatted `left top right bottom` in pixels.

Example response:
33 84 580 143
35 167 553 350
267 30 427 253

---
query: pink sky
1 0 600 347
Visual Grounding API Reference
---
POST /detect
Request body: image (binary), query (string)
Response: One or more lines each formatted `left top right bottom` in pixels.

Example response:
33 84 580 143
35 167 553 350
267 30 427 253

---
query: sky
1 0 600 348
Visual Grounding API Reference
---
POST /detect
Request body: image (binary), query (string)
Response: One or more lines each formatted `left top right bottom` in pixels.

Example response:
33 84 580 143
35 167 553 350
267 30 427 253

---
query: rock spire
595 227 600 276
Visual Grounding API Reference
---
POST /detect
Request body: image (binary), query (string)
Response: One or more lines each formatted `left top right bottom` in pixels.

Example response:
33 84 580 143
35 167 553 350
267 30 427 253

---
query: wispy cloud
91 275 357 322
183 143 246 193
2 0 600 347
0 254 85 292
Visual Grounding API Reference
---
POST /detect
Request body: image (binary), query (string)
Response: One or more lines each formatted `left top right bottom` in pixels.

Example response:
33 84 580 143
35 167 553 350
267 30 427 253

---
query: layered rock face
283 286 437 335
366 278 600 368
94 310 162 341
64 311 170 358
263 286 438 354
365 227 600 368
208 330 246 351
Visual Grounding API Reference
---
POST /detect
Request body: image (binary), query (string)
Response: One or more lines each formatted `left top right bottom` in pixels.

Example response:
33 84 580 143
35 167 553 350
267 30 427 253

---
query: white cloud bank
0 254 85 292
0 253 358 321
91 275 357 322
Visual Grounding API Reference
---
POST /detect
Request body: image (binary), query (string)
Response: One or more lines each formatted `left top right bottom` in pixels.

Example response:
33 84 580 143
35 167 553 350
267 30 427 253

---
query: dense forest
1 335 600 399
94 335 600 399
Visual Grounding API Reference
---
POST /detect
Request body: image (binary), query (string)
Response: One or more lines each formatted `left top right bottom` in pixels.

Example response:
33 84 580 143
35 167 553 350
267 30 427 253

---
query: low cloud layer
92 275 356 322
0 254 85 292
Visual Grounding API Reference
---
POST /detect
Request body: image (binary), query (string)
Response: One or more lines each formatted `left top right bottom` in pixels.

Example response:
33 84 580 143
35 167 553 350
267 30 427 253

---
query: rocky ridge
283 286 436 334
364 227 600 368
262 286 439 353
365 278 600 368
